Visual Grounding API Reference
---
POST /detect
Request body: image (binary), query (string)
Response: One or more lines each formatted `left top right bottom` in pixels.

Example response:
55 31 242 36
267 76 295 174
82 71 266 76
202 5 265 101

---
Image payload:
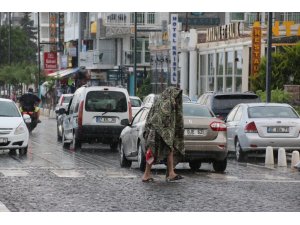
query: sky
1 0 300 12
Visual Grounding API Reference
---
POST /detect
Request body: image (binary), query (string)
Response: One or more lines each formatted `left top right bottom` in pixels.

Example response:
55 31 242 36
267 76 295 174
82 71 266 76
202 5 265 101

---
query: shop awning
47 67 79 79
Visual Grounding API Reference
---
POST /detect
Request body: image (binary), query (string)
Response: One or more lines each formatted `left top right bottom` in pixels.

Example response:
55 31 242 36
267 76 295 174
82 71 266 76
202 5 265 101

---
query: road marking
0 201 10 212
207 173 239 180
51 169 84 178
0 170 28 177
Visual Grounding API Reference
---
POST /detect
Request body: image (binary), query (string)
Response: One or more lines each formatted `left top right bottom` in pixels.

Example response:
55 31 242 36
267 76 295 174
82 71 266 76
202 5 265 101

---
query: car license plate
96 117 116 123
267 126 289 133
0 138 8 144
184 129 205 136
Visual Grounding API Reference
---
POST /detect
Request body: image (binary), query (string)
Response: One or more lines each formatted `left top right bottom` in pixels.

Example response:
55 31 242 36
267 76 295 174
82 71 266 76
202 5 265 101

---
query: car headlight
14 123 27 135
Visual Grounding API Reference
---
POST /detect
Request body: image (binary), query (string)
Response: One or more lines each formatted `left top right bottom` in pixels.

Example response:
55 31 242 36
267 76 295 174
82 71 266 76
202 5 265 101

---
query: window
226 106 238 122
85 91 127 112
208 53 214 91
147 12 155 24
234 50 243 92
199 55 206 94
216 52 224 92
130 13 145 24
233 106 243 121
225 51 233 92
0 102 20 117
230 13 245 21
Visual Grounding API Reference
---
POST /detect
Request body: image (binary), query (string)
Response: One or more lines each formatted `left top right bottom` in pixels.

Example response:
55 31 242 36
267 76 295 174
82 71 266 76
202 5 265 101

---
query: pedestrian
142 86 185 182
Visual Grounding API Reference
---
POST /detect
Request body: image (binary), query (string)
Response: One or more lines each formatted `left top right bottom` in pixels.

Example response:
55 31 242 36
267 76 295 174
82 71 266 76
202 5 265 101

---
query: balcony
124 50 150 65
79 50 116 70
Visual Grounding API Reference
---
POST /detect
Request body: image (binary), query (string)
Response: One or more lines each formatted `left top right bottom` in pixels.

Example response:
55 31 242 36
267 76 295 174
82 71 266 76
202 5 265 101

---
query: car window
139 108 149 121
86 91 127 112
212 95 260 111
226 106 239 122
233 106 243 121
130 98 142 107
183 104 214 117
131 109 144 125
0 101 20 117
63 96 73 103
248 106 299 118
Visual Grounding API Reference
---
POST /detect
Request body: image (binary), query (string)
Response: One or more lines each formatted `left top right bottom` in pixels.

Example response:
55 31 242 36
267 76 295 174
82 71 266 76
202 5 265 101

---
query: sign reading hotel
251 22 261 77
170 14 178 85
44 52 58 70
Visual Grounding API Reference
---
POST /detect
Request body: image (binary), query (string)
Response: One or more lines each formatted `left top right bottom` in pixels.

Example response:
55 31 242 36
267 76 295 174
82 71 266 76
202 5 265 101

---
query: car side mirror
23 114 31 124
121 119 130 126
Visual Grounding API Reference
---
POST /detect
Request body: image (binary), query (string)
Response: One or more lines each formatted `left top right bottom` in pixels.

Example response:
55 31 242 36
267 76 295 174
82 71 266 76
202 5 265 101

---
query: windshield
183 104 214 117
0 101 20 117
248 106 299 118
85 91 127 112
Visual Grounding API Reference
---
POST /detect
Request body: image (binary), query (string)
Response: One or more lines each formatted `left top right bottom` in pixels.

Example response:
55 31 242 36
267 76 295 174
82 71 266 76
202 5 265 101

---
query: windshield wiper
102 111 108 115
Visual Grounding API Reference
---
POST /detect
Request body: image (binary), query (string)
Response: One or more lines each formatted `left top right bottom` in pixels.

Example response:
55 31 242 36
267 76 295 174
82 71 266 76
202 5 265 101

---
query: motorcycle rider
19 88 41 123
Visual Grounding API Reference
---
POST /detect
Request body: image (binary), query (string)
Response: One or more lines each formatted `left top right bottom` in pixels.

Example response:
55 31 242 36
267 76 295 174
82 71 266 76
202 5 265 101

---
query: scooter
20 106 39 132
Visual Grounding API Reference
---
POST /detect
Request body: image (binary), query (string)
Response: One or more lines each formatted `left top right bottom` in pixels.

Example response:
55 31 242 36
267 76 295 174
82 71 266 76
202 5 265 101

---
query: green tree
250 42 300 91
137 74 152 100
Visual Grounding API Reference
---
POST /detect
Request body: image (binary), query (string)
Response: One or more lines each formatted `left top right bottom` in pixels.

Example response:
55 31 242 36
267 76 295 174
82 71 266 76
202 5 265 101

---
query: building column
180 51 188 95
189 50 197 100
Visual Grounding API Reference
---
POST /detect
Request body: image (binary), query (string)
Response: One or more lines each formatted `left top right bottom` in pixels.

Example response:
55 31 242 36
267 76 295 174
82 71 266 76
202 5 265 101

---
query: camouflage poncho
145 87 185 163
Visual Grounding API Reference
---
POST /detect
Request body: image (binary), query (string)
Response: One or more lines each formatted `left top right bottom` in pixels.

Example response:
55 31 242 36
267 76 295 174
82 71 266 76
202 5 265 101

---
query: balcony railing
79 50 116 69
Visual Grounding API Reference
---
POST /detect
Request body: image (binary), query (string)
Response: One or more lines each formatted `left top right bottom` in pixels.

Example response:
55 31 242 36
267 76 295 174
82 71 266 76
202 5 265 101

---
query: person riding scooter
19 88 41 124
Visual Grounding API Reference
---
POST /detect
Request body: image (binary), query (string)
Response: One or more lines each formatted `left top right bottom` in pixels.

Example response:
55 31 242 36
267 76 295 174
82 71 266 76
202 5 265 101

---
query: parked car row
55 90 300 173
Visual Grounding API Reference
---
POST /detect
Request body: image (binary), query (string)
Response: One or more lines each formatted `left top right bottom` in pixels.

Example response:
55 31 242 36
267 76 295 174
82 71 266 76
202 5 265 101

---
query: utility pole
8 12 11 65
266 12 272 103
37 12 41 96
133 12 137 96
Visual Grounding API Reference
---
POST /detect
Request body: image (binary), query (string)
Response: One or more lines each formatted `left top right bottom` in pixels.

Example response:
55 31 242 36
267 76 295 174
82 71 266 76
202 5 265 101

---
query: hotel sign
206 22 241 42
251 22 261 77
170 14 178 85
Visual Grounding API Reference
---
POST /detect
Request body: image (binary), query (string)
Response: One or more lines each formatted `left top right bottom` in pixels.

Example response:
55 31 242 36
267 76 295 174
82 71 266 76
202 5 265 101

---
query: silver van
60 86 132 150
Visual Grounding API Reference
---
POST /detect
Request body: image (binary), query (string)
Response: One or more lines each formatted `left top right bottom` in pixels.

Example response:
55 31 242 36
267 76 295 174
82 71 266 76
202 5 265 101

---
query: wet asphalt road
0 116 299 212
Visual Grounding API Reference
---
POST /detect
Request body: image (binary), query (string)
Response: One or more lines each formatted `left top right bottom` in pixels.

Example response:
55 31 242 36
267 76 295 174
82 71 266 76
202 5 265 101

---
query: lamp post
266 12 272 103
37 12 41 97
133 12 137 96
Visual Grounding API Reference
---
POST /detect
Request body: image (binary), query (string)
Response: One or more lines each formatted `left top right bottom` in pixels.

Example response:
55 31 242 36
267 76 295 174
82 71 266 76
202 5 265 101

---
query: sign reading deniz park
170 14 178 85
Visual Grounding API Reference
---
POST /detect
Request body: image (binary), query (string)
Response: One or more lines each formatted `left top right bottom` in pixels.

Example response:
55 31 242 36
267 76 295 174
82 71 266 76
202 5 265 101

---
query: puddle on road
0 170 28 177
51 169 84 178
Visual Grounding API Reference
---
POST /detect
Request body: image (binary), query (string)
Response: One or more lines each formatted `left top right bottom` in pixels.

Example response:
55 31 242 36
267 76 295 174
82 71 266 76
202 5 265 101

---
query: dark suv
197 92 261 120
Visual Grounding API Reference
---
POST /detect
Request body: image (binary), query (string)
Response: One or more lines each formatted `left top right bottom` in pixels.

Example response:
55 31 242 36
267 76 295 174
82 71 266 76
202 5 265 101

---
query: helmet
28 88 34 93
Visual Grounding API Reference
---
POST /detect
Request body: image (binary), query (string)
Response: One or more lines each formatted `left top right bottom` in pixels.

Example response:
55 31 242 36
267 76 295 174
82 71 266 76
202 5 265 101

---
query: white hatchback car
0 98 30 155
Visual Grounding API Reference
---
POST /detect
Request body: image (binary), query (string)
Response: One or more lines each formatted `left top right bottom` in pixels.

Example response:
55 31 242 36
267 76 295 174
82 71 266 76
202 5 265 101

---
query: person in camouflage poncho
142 86 184 182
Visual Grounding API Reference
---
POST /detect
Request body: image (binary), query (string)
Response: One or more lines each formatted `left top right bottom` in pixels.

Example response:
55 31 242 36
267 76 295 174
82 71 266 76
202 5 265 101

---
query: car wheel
213 158 227 172
189 161 201 171
137 143 146 172
235 139 247 162
110 142 118 151
71 131 81 150
19 146 28 156
119 142 132 168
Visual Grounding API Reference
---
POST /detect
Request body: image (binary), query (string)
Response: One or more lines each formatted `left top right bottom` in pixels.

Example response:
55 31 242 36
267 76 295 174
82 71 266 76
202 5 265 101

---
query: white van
61 86 132 150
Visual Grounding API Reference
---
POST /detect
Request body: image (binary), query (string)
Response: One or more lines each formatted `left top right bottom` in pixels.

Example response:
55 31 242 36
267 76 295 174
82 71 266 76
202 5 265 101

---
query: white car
226 102 300 162
0 98 30 155
130 96 143 117
55 94 73 119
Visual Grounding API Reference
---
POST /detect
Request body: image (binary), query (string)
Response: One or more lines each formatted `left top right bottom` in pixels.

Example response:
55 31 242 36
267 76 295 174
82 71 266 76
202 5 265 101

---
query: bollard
265 146 274 167
291 151 300 169
49 110 55 119
40 108 44 116
44 108 50 117
278 148 287 167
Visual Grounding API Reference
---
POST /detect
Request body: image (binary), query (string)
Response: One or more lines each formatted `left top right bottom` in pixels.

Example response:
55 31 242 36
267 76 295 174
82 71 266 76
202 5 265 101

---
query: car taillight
128 101 132 122
78 100 84 128
210 121 227 131
244 121 258 133
60 96 64 106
